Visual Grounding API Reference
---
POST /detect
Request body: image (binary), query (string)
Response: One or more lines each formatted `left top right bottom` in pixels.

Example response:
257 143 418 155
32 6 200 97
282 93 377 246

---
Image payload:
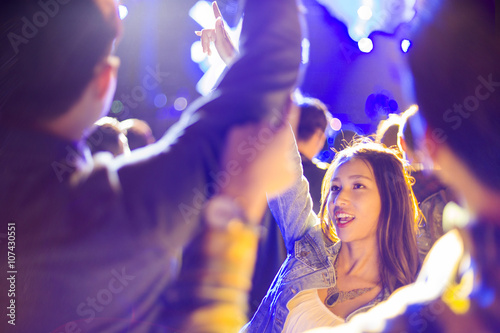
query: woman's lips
335 212 355 228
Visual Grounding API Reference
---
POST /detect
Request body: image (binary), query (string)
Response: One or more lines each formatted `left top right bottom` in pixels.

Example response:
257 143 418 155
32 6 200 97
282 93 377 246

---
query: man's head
86 116 129 157
0 0 121 134
119 118 156 150
295 97 330 160
410 0 500 216
397 106 420 163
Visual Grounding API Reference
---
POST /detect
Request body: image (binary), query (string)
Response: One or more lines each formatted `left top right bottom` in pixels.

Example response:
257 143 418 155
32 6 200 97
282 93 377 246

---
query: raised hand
195 1 237 65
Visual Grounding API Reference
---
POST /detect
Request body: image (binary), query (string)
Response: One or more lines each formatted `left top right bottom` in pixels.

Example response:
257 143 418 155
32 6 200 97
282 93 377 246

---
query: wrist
203 194 263 231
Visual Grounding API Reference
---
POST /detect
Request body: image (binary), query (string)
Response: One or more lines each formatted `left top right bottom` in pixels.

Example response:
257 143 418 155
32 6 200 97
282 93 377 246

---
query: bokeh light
357 6 372 20
174 97 188 111
154 94 167 108
118 5 128 20
401 39 412 53
330 118 342 131
358 37 373 53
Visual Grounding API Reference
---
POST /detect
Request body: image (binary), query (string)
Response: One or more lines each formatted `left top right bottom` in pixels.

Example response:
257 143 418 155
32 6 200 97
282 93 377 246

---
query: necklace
325 255 376 308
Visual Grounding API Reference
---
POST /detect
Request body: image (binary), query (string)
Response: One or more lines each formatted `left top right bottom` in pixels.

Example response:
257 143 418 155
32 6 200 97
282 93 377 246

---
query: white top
282 289 345 333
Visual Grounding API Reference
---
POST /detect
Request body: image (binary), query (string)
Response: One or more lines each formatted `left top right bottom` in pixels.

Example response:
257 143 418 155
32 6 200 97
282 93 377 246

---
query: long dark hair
318 141 420 292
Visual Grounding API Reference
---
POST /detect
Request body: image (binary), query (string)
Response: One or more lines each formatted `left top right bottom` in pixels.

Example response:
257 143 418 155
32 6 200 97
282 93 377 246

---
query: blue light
154 94 167 108
358 37 373 53
401 39 412 53
118 5 128 20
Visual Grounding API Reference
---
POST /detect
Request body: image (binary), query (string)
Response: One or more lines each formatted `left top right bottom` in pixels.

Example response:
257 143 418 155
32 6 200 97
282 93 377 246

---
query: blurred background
111 0 441 162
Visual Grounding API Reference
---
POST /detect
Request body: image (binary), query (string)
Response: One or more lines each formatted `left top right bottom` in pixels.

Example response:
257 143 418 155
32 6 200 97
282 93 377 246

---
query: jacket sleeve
114 0 303 330
116 0 304 246
268 143 320 253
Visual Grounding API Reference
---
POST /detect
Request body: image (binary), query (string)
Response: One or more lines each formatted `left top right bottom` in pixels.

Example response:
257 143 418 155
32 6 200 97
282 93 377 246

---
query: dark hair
296 98 329 141
319 141 420 292
0 0 122 125
364 93 398 120
86 117 126 157
409 0 500 190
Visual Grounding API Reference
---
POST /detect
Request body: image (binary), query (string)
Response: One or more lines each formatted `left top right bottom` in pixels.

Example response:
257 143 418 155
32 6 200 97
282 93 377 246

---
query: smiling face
327 158 382 243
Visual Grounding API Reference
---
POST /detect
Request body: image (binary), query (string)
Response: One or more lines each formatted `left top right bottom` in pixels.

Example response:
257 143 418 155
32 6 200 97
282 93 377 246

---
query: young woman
308 1 500 332
242 141 420 332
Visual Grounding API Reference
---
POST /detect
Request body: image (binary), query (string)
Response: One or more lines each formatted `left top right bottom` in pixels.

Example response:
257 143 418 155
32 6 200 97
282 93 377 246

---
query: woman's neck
338 239 380 282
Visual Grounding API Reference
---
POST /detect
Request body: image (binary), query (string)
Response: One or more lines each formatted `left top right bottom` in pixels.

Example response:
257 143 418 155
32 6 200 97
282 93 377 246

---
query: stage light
190 41 206 63
357 5 372 20
330 118 342 131
174 97 188 111
315 0 416 51
189 1 214 30
302 38 310 64
118 5 128 20
401 39 412 53
154 94 167 108
358 37 373 53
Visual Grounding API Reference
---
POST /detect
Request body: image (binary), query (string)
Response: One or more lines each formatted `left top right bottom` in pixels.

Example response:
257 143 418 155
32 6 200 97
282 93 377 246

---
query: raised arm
268 141 321 253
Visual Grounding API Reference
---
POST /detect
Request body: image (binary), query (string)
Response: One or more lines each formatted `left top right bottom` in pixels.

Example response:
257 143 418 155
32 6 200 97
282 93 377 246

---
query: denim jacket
242 170 390 333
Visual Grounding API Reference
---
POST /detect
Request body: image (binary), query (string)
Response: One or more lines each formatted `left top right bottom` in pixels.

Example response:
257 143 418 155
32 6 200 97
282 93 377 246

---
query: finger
214 17 224 38
200 30 215 55
195 31 202 36
201 33 211 55
212 1 222 19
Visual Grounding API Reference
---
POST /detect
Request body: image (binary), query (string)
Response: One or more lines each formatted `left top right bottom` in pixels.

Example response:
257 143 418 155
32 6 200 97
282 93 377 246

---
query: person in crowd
86 116 130 156
375 113 402 157
398 106 455 263
310 0 500 332
295 97 330 214
243 141 420 332
364 93 398 135
249 96 330 317
0 0 303 331
119 118 156 150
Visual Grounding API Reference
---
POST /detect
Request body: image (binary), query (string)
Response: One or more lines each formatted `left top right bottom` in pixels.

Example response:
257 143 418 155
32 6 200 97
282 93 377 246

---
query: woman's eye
331 185 340 192
353 183 365 189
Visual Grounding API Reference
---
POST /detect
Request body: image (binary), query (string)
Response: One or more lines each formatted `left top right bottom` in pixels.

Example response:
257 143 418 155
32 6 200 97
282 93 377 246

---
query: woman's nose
334 189 349 206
